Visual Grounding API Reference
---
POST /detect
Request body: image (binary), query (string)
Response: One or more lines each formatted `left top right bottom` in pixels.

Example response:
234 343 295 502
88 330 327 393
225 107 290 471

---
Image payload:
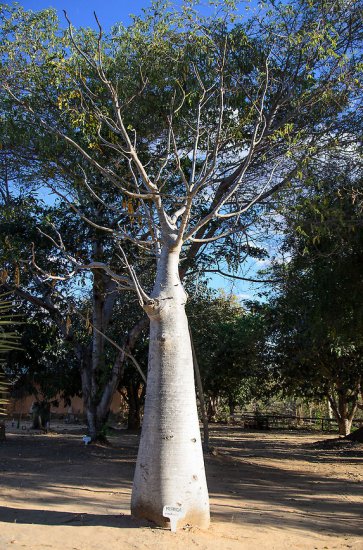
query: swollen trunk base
131 248 210 529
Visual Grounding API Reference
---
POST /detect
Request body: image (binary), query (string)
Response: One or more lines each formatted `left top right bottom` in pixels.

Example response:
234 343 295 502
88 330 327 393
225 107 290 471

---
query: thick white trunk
131 248 210 529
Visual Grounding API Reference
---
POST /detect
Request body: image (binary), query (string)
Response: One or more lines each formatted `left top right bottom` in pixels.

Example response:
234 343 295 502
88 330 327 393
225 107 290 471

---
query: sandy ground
0 422 362 550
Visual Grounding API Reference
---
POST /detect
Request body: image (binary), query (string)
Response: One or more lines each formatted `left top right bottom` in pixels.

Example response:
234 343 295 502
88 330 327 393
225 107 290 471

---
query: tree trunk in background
338 417 352 436
327 398 333 420
81 353 104 440
85 262 107 440
337 389 354 436
31 401 50 430
207 396 219 422
81 351 116 440
189 326 209 450
131 247 210 529
327 385 359 437
308 402 314 423
228 396 236 419
80 246 121 441
126 381 144 431
296 401 303 425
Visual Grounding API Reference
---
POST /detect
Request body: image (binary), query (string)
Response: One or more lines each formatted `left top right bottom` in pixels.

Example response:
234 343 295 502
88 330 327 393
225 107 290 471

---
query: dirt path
0 424 362 549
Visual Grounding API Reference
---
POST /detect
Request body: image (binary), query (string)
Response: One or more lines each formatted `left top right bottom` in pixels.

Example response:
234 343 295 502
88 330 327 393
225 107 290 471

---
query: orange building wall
7 387 125 417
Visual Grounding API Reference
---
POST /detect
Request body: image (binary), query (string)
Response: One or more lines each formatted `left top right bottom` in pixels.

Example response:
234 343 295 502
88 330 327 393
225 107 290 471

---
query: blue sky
20 0 156 29
19 0 259 30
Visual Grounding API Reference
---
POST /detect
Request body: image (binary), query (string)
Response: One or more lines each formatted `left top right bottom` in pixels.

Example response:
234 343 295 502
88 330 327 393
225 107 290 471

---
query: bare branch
189 268 281 284
76 304 147 383
215 159 284 220
188 223 248 243
116 245 152 307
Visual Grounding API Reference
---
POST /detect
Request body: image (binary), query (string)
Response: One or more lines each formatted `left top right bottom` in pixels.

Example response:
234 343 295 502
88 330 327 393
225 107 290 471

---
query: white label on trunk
162 505 183 532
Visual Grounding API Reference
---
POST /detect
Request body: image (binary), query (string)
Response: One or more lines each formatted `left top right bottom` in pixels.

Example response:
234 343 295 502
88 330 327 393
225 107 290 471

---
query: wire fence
238 413 363 432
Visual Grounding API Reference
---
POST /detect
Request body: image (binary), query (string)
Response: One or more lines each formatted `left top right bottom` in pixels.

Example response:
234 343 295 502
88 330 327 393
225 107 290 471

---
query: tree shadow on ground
209 426 363 465
0 505 151 528
205 427 363 537
0 427 362 537
207 457 363 536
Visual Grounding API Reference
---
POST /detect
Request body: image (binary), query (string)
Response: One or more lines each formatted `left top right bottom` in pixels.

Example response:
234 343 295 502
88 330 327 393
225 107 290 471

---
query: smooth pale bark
337 390 355 436
327 386 359 437
326 398 333 420
338 417 353 437
131 247 210 529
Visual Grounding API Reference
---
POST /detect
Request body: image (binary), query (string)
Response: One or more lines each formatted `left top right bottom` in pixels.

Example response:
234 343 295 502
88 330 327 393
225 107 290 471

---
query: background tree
6 307 80 401
264 165 363 435
188 289 265 420
0 167 152 438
